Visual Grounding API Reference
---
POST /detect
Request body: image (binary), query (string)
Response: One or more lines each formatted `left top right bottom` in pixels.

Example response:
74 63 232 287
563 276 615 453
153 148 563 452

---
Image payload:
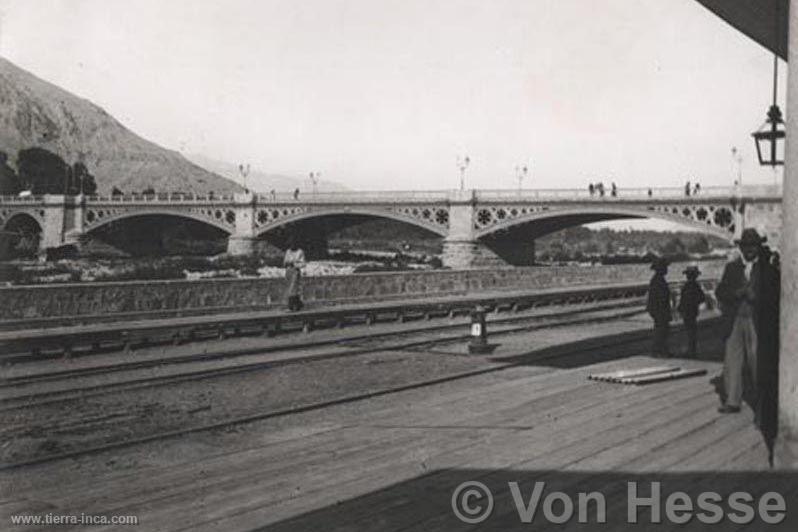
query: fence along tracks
0 280 672 360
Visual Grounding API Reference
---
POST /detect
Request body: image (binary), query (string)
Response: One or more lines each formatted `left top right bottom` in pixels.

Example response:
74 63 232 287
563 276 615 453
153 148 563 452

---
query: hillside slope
186 154 350 194
0 57 241 194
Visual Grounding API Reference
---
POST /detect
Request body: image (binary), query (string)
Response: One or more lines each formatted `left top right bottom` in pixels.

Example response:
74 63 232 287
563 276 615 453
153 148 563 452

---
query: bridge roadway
1 295 791 531
0 185 784 267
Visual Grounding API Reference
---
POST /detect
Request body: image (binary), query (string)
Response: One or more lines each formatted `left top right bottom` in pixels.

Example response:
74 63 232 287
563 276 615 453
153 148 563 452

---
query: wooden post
776 0 798 468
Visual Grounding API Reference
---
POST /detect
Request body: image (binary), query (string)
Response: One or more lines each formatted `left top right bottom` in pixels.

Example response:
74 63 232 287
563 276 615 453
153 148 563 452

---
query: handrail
0 195 44 202
0 185 782 205
474 185 782 201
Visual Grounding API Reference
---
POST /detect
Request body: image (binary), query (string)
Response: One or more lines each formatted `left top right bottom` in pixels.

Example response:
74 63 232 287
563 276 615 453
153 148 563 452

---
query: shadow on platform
491 319 726 369
260 468 798 532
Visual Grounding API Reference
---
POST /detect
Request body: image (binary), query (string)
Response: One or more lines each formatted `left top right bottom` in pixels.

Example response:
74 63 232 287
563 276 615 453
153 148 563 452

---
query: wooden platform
2 352 794 531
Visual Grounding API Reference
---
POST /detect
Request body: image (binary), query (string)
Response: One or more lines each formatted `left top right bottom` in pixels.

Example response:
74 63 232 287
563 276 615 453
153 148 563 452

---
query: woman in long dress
283 237 305 311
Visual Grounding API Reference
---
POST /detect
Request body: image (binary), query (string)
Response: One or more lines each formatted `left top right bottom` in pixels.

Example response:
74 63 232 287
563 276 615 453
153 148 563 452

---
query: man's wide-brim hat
734 228 766 246
683 265 701 276
650 257 669 270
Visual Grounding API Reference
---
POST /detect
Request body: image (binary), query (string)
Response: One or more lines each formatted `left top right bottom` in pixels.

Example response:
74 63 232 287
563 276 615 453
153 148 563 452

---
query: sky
0 0 787 193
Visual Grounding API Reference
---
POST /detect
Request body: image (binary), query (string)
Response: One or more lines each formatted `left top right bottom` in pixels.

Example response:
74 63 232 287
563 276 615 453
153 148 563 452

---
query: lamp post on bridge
731 146 743 190
238 163 250 193
457 155 470 191
515 164 529 192
309 171 321 198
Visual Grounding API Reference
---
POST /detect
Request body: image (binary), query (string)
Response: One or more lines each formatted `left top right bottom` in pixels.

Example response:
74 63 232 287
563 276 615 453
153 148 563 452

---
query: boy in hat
646 256 671 357
677 265 705 357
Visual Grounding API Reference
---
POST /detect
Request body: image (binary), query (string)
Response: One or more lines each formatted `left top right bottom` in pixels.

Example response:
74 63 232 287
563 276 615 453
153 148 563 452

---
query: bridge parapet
2 184 781 206
256 189 453 204
475 184 782 202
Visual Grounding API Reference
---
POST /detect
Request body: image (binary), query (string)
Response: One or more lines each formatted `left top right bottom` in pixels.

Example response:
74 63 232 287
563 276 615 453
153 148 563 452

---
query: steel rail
0 306 685 471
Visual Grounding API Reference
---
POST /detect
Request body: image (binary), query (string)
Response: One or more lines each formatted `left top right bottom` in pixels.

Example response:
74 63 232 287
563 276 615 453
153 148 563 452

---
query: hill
0 56 241 195
186 154 350 194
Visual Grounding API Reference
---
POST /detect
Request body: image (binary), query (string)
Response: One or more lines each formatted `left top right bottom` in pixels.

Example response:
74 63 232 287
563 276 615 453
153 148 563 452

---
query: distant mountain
0 56 241 194
185 154 350 194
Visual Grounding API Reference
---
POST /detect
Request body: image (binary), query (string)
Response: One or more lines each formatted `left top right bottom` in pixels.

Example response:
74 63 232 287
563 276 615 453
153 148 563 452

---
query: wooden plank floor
2 334 794 531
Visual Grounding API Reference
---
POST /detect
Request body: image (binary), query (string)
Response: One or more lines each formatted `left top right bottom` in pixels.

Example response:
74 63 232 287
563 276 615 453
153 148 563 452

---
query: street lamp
515 164 529 191
731 147 743 187
457 155 470 191
238 163 251 193
309 171 321 197
751 5 786 168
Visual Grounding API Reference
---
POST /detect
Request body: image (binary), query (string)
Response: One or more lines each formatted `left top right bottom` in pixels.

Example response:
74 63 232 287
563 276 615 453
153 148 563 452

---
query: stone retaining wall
0 261 725 321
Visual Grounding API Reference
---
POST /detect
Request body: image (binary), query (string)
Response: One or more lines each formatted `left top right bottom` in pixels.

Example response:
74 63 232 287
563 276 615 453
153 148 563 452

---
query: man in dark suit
715 229 780 423
646 256 671 357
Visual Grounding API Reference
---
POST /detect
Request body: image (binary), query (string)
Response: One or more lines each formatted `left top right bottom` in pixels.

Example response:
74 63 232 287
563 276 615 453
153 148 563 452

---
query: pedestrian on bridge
646 257 671 357
284 236 306 312
677 265 705 357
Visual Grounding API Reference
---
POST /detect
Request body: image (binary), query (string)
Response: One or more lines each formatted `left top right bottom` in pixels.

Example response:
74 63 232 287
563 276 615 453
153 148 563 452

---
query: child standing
677 265 706 357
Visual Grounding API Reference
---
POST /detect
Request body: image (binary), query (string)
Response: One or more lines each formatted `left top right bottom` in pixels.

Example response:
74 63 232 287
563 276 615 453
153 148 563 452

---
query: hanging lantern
752 104 786 166
752 1 786 168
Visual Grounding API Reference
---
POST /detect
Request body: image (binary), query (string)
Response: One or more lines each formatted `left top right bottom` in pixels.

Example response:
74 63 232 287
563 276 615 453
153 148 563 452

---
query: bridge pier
441 192 537 267
226 236 258 256
39 195 68 252
226 192 257 256
441 191 502 268
441 240 505 268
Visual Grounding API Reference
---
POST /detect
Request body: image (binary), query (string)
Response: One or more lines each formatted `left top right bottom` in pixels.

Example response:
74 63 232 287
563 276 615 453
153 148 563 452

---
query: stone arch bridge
0 186 783 267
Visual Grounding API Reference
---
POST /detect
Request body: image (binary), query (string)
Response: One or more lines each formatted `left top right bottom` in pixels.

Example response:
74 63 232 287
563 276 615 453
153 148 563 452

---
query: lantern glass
752 105 786 166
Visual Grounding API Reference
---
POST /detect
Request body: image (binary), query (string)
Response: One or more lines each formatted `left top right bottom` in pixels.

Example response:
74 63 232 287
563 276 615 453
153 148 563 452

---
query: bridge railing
256 190 452 203
84 193 237 203
0 185 782 206
475 185 780 201
0 195 44 203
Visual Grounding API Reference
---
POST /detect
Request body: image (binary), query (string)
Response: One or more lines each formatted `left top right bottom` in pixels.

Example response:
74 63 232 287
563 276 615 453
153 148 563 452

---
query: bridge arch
473 204 736 242
1 212 43 258
254 207 449 238
2 212 43 234
84 209 234 235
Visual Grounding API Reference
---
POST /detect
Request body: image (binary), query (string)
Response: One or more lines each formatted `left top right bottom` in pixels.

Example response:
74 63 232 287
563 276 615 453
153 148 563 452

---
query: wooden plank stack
588 365 707 385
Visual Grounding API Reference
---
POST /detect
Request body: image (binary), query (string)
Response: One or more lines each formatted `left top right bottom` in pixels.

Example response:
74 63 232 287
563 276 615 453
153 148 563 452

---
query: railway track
0 300 644 409
0 281 719 470
0 302 672 471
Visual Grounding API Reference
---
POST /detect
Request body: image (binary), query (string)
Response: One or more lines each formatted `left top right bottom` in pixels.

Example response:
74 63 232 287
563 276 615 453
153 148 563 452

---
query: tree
662 236 687 256
686 235 711 255
0 151 22 195
142 187 155 195
17 147 69 194
111 186 124 196
71 162 97 195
